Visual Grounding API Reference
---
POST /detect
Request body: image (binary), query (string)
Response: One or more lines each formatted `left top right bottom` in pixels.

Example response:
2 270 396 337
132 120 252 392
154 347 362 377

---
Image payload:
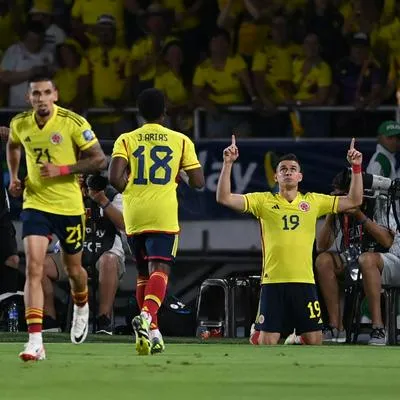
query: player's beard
36 108 50 117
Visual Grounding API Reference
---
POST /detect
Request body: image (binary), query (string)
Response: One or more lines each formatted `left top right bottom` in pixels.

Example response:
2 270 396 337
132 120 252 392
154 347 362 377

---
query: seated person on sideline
42 175 125 334
357 218 400 345
315 170 396 343
217 136 363 345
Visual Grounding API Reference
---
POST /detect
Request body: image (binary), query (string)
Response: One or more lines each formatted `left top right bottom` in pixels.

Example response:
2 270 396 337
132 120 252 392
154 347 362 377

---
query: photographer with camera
41 174 126 335
315 169 396 344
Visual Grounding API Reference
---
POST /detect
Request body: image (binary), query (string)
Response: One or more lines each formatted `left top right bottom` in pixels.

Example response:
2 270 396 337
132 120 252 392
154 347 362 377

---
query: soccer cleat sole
132 316 151 356
19 350 46 362
150 339 165 354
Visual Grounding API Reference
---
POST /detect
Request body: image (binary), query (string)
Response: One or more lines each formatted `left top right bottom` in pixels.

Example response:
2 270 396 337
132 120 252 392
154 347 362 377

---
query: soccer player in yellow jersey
217 135 363 345
6 76 107 361
109 88 205 355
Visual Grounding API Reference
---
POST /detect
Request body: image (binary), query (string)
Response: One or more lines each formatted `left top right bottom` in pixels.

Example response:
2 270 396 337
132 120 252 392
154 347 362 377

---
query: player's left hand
40 163 63 178
346 138 362 166
88 188 107 204
0 126 10 142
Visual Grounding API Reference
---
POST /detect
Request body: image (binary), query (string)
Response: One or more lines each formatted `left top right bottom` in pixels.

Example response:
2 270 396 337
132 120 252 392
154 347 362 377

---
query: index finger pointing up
350 137 355 150
231 134 236 146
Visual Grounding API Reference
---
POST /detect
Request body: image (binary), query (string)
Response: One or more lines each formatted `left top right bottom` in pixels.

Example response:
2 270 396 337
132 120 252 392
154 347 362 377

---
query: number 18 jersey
112 123 201 235
244 192 338 284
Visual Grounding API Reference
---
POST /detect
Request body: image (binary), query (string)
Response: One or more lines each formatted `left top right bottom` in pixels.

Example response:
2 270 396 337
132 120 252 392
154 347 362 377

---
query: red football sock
71 288 88 307
142 271 168 329
136 276 148 309
25 307 43 334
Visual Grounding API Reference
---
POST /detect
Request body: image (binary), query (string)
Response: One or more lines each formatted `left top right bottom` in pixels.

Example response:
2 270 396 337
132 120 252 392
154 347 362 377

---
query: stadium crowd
0 0 400 138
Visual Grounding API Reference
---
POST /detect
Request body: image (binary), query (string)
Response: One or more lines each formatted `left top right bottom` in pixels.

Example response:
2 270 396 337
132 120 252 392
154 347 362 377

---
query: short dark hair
210 27 231 44
332 168 351 192
137 88 165 121
276 153 301 171
28 75 55 87
24 21 46 36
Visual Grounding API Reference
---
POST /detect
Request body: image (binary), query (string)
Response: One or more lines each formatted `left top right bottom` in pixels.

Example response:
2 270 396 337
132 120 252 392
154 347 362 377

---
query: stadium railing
1 105 399 140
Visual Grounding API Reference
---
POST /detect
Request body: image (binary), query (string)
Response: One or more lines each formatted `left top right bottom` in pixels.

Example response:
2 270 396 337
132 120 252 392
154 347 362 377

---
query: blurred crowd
0 0 400 138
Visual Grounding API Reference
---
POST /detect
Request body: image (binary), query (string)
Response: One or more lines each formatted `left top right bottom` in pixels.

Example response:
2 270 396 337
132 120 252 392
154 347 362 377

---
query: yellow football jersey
112 123 201 235
244 192 338 284
9 105 98 215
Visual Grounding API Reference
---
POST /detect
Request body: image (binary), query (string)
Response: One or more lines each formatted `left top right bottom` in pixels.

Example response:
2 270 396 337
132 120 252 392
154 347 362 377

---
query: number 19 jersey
244 192 338 284
112 123 201 235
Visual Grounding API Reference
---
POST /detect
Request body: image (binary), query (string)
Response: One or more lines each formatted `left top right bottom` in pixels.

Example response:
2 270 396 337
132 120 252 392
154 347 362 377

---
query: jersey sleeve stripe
79 139 98 151
179 138 185 168
122 139 129 155
331 196 338 214
182 162 201 170
244 195 249 212
112 152 128 160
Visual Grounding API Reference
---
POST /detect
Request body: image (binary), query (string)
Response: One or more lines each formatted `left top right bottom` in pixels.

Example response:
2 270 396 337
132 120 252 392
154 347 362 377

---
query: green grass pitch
0 336 399 400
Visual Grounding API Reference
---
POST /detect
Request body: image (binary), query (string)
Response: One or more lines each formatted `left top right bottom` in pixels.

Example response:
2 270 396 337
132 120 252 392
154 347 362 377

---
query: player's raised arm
337 138 363 212
216 135 246 212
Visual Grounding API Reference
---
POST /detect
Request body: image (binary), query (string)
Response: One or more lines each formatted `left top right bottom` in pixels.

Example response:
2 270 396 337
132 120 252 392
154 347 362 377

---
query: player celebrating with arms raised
6 76 107 361
109 88 204 355
217 136 363 345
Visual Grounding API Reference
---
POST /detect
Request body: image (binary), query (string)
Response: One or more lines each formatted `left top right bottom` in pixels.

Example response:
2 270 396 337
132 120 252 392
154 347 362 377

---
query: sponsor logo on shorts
299 201 310 212
50 132 63 145
83 129 95 142
257 314 265 324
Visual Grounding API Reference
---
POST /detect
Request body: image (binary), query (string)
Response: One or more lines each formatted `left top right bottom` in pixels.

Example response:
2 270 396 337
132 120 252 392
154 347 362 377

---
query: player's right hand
223 135 239 164
9 178 23 197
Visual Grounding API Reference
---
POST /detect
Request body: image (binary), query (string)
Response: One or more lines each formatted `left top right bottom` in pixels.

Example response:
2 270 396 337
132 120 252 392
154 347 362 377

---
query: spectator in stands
42 176 126 335
331 32 382 137
383 52 400 103
376 1 400 55
0 0 23 55
29 4 66 53
252 15 296 136
53 39 90 113
193 28 257 138
88 14 132 139
304 0 345 64
366 121 400 180
0 21 55 107
70 0 126 45
129 4 176 95
288 33 332 137
217 0 270 63
0 126 20 295
154 40 194 134
160 0 205 74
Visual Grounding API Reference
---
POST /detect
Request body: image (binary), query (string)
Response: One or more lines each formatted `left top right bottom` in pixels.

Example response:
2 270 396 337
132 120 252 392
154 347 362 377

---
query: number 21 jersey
244 192 338 284
112 123 201 235
9 105 98 215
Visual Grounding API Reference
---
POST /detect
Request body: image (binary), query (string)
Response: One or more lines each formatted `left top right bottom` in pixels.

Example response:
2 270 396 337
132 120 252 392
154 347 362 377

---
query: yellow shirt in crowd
154 68 189 106
130 35 177 82
292 59 332 101
193 55 247 104
252 44 294 103
54 57 89 105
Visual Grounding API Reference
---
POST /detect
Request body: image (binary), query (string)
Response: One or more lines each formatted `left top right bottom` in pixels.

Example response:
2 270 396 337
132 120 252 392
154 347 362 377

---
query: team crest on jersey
299 201 310 212
83 129 95 142
50 132 63 145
